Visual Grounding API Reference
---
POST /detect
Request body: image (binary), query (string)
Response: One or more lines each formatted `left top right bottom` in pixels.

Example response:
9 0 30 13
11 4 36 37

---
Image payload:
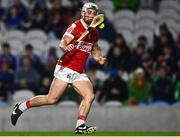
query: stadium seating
92 100 101 107
103 10 114 22
46 39 63 58
159 0 180 12
135 19 155 31
12 89 35 104
7 39 24 55
118 29 133 45
58 100 78 107
0 21 7 34
4 30 25 43
21 0 31 7
95 70 108 82
114 10 135 22
0 0 12 7
26 39 46 56
62 0 72 7
158 9 178 22
114 19 134 32
139 0 155 9
0 33 3 44
97 0 114 11
136 10 156 21
25 30 47 42
156 19 179 39
133 28 153 48
104 101 123 107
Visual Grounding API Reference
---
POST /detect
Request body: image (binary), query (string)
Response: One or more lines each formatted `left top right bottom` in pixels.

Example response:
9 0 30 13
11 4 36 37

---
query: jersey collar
80 19 88 30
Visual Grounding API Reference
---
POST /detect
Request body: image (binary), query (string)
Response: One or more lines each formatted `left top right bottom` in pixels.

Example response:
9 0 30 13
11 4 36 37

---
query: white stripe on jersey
63 23 76 39
64 32 74 39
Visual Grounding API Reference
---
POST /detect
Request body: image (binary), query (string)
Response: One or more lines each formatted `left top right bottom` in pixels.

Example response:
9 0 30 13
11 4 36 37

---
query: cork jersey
59 19 99 73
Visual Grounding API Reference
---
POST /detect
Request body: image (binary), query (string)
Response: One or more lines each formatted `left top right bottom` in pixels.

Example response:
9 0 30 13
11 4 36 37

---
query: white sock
19 102 28 112
76 119 85 128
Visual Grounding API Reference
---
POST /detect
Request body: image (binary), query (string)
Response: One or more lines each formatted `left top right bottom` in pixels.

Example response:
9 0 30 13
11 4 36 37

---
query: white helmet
82 2 99 12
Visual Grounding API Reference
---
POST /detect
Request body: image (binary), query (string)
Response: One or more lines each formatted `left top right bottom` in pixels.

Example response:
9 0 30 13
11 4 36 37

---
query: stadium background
0 0 180 133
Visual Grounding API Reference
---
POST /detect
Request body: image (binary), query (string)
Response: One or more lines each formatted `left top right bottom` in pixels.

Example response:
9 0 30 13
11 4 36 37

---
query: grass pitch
0 132 180 136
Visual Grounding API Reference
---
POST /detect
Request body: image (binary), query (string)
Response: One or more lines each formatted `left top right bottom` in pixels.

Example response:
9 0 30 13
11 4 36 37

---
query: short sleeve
63 23 77 39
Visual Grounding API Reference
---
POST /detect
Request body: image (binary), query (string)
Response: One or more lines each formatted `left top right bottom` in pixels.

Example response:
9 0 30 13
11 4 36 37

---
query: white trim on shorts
54 65 90 83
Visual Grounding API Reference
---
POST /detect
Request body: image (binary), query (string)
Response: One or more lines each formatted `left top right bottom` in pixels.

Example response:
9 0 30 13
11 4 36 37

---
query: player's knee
84 93 95 102
91 94 95 101
47 97 59 105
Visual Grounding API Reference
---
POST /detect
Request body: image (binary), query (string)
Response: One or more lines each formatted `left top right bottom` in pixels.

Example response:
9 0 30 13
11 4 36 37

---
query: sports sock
76 115 86 128
19 100 31 112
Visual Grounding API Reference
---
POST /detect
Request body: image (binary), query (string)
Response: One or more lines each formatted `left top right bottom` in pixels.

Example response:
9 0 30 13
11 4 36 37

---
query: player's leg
23 78 68 107
11 78 68 126
72 79 96 134
73 80 95 118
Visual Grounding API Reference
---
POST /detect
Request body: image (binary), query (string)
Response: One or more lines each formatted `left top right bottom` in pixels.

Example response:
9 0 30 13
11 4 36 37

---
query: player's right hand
65 44 75 52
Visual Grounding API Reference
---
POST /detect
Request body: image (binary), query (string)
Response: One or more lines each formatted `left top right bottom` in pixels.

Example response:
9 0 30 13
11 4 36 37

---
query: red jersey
59 19 99 73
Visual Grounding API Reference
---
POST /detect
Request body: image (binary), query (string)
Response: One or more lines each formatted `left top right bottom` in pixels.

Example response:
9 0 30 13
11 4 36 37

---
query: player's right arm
59 23 77 52
59 35 74 52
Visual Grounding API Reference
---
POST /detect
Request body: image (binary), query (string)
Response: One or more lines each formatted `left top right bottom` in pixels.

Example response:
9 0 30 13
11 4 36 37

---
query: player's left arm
91 42 106 65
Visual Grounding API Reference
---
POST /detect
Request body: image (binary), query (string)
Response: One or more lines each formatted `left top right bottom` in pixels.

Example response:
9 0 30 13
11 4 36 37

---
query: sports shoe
11 104 23 126
75 124 96 134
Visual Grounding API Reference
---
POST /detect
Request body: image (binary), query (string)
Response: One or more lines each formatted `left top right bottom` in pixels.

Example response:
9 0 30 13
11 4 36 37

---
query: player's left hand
98 56 106 65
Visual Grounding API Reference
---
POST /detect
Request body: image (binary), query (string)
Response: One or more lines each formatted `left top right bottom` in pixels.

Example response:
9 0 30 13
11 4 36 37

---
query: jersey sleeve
63 23 77 39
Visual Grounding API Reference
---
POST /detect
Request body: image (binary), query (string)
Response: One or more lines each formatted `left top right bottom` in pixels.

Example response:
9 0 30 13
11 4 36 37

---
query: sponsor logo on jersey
76 41 93 53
